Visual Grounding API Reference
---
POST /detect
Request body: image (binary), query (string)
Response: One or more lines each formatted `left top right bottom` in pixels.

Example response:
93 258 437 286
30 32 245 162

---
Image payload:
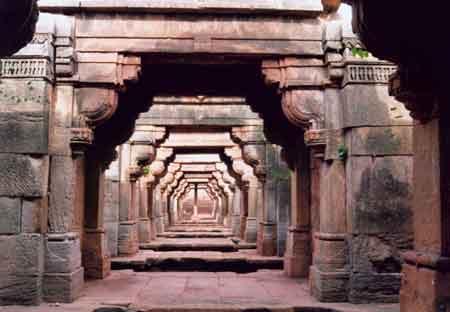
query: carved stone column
262 57 325 270
83 149 113 280
148 147 174 234
116 143 140 255
232 126 272 253
231 185 242 236
283 141 312 278
226 146 258 243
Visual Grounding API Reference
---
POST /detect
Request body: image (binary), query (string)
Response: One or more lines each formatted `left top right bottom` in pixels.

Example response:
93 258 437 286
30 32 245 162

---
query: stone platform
111 250 282 273
0 270 399 312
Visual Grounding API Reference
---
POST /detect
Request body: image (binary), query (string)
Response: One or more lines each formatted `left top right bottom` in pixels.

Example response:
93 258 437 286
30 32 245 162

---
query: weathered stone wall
0 14 52 305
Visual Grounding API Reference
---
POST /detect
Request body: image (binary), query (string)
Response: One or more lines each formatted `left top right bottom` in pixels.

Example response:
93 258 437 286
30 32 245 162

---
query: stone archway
0 2 415 307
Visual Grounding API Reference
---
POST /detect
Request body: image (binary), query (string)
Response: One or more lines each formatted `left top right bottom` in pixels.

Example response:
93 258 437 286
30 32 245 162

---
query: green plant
271 166 290 181
337 144 348 161
351 47 370 58
142 166 150 176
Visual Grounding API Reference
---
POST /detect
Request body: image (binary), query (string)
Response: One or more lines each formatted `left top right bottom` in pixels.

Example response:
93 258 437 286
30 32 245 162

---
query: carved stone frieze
0 58 53 80
343 64 397 86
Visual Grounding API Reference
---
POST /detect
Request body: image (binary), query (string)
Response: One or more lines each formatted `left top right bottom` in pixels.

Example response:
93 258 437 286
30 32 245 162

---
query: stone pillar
193 183 199 221
147 147 173 233
138 177 152 244
389 78 450 311
258 145 278 257
275 153 291 257
231 187 242 236
83 151 111 280
117 143 140 255
152 184 164 234
240 183 249 240
309 158 349 302
245 178 259 243
146 181 157 240
104 158 120 257
284 142 311 277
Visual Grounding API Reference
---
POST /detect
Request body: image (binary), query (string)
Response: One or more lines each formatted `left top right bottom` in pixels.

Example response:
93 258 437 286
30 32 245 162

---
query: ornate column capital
70 116 94 156
128 166 142 182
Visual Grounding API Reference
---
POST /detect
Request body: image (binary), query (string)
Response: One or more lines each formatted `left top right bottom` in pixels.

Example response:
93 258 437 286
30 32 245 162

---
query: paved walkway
1 270 399 312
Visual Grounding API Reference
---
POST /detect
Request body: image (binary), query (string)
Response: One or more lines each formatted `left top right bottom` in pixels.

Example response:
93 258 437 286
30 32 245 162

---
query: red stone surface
0 270 399 312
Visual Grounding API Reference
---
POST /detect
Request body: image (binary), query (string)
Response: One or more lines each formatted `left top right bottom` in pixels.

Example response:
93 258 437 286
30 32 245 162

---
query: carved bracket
389 68 438 123
282 89 325 130
77 87 118 127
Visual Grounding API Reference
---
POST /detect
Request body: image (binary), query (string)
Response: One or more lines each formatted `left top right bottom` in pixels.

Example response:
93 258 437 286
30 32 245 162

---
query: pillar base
43 268 84 303
0 234 45 305
231 214 241 236
83 229 111 279
257 222 277 256
155 216 164 234
400 253 450 312
138 218 152 244
118 221 139 255
283 226 311 277
44 233 84 303
309 266 349 302
149 217 157 240
309 232 349 302
240 216 247 240
244 217 258 243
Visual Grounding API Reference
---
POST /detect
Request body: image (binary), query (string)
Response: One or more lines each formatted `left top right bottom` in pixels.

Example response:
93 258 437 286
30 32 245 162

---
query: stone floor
0 226 400 312
0 270 399 312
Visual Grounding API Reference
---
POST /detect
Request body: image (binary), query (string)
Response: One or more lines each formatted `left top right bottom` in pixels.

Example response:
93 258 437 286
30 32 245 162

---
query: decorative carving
304 129 327 147
128 166 142 182
77 88 118 127
70 127 94 156
343 64 397 86
117 55 142 88
0 58 53 80
30 33 51 45
282 90 324 130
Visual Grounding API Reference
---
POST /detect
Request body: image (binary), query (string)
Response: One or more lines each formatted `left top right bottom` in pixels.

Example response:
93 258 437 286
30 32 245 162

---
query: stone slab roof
39 0 322 16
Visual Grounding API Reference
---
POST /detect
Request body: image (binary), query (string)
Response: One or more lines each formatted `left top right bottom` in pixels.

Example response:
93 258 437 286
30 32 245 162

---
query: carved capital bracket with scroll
262 58 325 131
75 54 142 128
231 126 267 182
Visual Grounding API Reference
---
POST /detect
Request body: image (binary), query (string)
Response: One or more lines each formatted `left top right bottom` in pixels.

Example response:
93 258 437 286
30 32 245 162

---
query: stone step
140 238 238 252
94 306 345 312
166 226 230 233
158 232 234 239
111 251 283 273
